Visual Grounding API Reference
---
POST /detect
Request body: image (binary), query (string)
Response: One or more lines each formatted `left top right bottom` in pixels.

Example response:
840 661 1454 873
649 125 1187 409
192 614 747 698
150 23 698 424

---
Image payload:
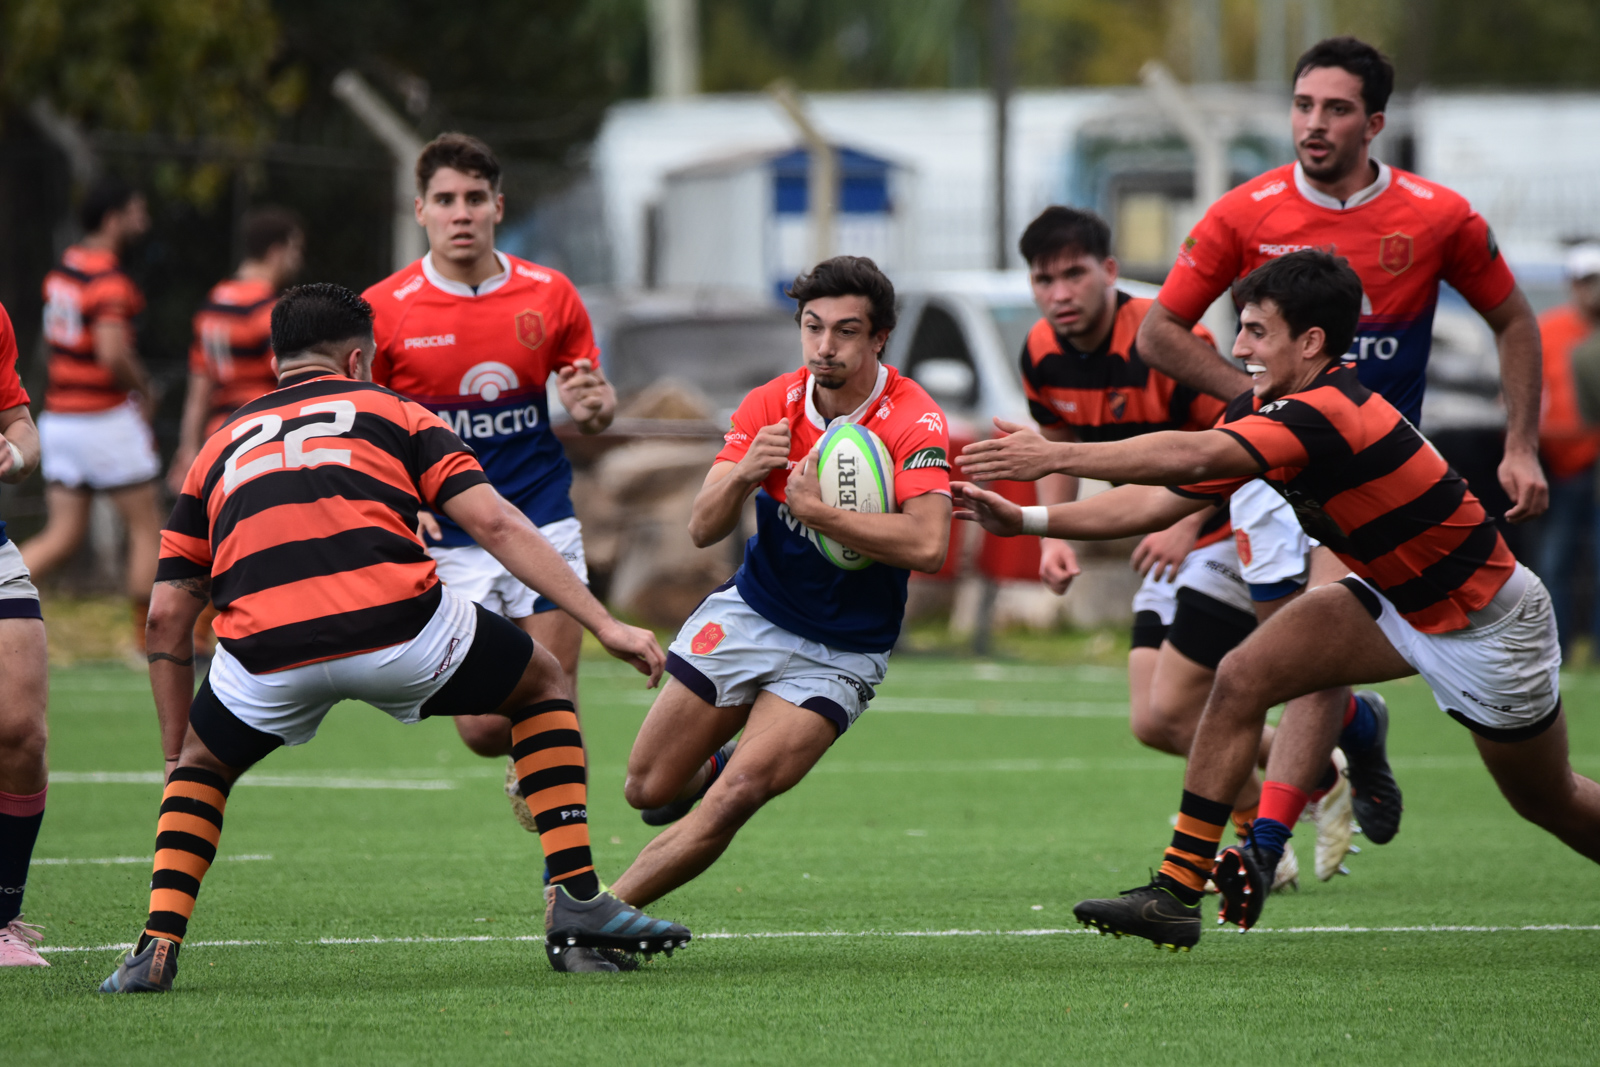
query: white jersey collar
1293 160 1391 211
421 249 511 298
805 364 889 430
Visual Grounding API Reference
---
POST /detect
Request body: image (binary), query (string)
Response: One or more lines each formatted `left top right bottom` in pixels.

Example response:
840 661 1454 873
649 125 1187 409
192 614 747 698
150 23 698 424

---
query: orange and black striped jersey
1019 291 1225 443
190 277 278 438
157 371 489 673
40 245 144 413
1176 364 1515 633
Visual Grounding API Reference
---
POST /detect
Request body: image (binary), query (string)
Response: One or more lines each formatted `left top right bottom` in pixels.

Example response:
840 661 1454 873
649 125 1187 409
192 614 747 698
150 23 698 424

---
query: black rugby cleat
1074 880 1200 951
1347 690 1403 844
545 884 691 956
1214 845 1269 931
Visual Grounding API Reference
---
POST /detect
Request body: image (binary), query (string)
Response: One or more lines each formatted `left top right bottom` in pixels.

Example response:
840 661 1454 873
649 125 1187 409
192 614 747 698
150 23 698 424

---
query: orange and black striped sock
1158 790 1231 906
509 699 599 900
1231 803 1259 842
141 766 230 953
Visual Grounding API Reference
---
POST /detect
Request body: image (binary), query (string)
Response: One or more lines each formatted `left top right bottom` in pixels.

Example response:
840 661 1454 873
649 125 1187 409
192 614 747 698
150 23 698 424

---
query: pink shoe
0 918 49 966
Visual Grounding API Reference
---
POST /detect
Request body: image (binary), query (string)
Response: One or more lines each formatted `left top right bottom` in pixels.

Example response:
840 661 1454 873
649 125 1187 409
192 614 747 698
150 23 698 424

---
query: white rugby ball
811 422 895 570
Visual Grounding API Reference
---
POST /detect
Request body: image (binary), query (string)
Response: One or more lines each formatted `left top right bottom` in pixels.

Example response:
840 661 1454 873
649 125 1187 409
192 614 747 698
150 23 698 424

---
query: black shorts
1166 587 1257 671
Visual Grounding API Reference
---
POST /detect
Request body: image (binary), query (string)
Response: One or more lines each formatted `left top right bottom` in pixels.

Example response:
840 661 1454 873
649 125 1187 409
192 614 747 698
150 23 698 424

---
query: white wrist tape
4 441 21 473
1020 505 1050 537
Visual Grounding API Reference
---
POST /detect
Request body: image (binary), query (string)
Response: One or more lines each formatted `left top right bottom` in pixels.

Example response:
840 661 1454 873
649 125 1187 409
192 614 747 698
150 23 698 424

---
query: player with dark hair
97 283 689 990
602 256 952 913
0 300 47 966
1124 34 1548 879
957 251 1593 950
22 176 165 659
364 133 615 834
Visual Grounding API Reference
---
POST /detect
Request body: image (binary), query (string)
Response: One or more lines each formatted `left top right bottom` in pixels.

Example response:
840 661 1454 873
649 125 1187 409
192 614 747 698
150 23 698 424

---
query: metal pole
332 70 426 271
649 0 699 99
1256 0 1287 88
990 0 1014 271
1189 0 1223 83
768 80 835 266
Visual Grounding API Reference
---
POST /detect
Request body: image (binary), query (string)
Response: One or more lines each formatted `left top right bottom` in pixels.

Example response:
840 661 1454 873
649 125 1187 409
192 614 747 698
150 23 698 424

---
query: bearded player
605 257 952 911
365 134 613 833
1130 36 1546 876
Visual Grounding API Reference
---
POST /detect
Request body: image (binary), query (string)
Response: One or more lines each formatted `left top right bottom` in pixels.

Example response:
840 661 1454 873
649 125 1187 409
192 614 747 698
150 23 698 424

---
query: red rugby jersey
1175 364 1515 633
40 245 144 413
0 302 33 412
158 371 489 673
190 277 278 438
1160 162 1516 425
1536 304 1600 480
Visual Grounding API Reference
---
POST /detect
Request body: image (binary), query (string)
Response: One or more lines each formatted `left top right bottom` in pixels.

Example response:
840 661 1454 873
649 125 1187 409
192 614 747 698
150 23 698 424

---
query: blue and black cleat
545 884 691 956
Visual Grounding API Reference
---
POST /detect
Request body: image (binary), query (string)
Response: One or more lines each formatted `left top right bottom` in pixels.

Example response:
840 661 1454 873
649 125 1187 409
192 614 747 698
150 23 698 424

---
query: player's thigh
705 690 838 810
1305 545 1349 589
627 676 750 790
1470 709 1584 819
37 484 91 537
1126 645 1159 724
0 617 48 786
1137 642 1217 754
515 608 581 679
1220 582 1413 708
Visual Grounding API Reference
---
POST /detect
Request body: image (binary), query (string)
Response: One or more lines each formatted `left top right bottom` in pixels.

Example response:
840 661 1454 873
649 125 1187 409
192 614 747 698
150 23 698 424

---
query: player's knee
456 714 510 758
1129 710 1184 756
0 712 46 765
622 764 678 810
1210 653 1272 719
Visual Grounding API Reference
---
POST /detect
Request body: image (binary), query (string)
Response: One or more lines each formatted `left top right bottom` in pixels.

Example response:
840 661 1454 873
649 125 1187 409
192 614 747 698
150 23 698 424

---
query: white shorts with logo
429 516 588 618
0 540 39 607
38 400 161 491
1132 568 1179 626
666 583 888 735
206 588 477 746
1230 478 1313 592
1350 564 1562 740
1173 537 1254 615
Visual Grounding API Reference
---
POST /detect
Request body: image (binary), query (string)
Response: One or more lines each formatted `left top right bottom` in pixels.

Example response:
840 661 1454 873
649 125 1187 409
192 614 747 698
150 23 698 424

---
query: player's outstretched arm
960 419 1260 486
688 421 791 547
92 319 156 419
1481 287 1550 522
442 483 665 685
0 404 40 483
954 481 1206 541
784 455 952 573
146 577 210 778
1136 301 1252 401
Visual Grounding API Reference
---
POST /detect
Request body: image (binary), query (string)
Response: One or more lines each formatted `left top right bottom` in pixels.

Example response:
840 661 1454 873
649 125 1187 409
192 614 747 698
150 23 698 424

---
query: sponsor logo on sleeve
392 274 425 301
1395 174 1435 200
916 411 944 435
1177 233 1200 268
902 446 950 472
514 264 552 282
787 383 804 405
1250 180 1288 202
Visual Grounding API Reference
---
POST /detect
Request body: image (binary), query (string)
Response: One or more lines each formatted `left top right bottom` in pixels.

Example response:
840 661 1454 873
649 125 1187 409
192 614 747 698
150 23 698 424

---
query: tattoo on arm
147 652 195 667
160 575 212 602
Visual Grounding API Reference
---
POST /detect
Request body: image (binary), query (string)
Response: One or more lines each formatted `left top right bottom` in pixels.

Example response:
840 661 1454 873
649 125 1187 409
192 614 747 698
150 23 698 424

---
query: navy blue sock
1248 817 1293 867
1339 695 1379 753
0 790 47 925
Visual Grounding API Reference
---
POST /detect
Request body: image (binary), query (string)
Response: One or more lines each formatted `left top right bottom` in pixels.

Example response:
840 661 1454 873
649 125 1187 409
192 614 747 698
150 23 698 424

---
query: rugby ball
812 423 896 570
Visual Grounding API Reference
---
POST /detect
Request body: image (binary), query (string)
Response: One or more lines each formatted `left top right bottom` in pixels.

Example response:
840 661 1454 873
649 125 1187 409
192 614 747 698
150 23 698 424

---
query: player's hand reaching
735 421 791 485
956 418 1065 482
416 510 443 543
1039 539 1080 595
1498 447 1549 524
1130 517 1199 581
595 619 666 688
556 358 615 432
952 481 1025 536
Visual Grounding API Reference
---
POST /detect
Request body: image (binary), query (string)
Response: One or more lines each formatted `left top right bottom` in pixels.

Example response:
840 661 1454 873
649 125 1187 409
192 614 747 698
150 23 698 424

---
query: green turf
7 653 1599 1065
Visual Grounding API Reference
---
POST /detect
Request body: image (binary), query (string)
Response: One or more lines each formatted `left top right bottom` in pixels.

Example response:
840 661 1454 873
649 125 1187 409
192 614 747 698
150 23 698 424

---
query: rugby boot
1214 845 1270 931
98 936 177 993
1346 690 1403 845
1074 881 1200 951
506 756 541 834
1310 749 1355 881
1273 840 1301 893
641 740 736 826
0 918 49 966
545 884 691 955
546 944 621 973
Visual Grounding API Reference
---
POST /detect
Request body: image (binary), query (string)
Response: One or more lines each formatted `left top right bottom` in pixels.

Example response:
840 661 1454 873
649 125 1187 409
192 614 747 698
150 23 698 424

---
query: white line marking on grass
31 854 271 866
48 772 457 790
37 924 1600 954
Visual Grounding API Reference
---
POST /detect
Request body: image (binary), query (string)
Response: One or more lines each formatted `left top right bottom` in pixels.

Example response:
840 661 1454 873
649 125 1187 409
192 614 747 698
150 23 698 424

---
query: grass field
8 648 1600 1065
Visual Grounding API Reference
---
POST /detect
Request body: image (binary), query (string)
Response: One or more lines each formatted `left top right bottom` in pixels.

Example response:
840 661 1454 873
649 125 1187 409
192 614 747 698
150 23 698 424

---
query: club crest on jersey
691 621 726 655
515 308 546 350
1379 232 1414 276
460 362 520 401
1108 391 1127 421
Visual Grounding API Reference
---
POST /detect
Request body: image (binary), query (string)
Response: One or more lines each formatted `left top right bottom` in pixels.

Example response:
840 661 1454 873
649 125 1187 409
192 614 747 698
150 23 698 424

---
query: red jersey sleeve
84 271 144 324
158 458 216 578
549 276 601 372
881 397 953 506
1159 207 1244 324
363 281 401 387
714 380 784 466
1441 209 1517 316
0 303 31 410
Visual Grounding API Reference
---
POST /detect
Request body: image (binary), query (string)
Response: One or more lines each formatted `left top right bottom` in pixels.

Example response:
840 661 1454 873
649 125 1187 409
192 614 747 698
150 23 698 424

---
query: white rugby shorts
0 540 40 617
206 588 477 746
1230 478 1312 594
666 582 888 735
1348 564 1562 740
1173 538 1254 616
38 400 160 491
429 515 588 618
1132 566 1179 626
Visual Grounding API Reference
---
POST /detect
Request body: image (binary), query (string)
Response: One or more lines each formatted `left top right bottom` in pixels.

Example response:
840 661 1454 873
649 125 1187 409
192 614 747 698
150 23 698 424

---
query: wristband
1020 505 1050 536
4 440 20 473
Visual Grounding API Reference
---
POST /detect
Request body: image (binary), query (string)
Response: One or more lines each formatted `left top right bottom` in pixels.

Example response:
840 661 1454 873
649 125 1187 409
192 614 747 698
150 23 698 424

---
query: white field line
48 771 456 790
31 854 271 867
37 923 1600 954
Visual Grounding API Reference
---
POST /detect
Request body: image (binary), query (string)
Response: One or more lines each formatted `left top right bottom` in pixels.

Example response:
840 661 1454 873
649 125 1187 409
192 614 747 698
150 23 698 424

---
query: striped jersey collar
804 364 889 430
421 250 511 298
1294 160 1392 211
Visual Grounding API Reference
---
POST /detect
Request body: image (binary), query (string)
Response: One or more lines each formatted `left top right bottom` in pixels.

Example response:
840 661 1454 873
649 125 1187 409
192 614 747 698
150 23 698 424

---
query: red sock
1341 693 1358 729
1259 780 1310 831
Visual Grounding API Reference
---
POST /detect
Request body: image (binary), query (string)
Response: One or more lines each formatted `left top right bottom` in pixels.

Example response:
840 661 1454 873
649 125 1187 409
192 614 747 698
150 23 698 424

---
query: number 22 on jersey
223 400 357 495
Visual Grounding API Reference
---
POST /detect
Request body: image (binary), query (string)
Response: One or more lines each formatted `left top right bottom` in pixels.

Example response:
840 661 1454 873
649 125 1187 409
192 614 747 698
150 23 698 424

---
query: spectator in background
1546 243 1600 653
21 178 164 658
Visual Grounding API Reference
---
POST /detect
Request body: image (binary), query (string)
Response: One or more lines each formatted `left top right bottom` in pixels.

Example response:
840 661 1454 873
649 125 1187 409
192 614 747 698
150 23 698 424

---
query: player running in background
959 251 1596 950
98 284 687 990
0 301 48 966
1130 36 1546 875
365 134 613 834
21 178 165 658
604 257 951 911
